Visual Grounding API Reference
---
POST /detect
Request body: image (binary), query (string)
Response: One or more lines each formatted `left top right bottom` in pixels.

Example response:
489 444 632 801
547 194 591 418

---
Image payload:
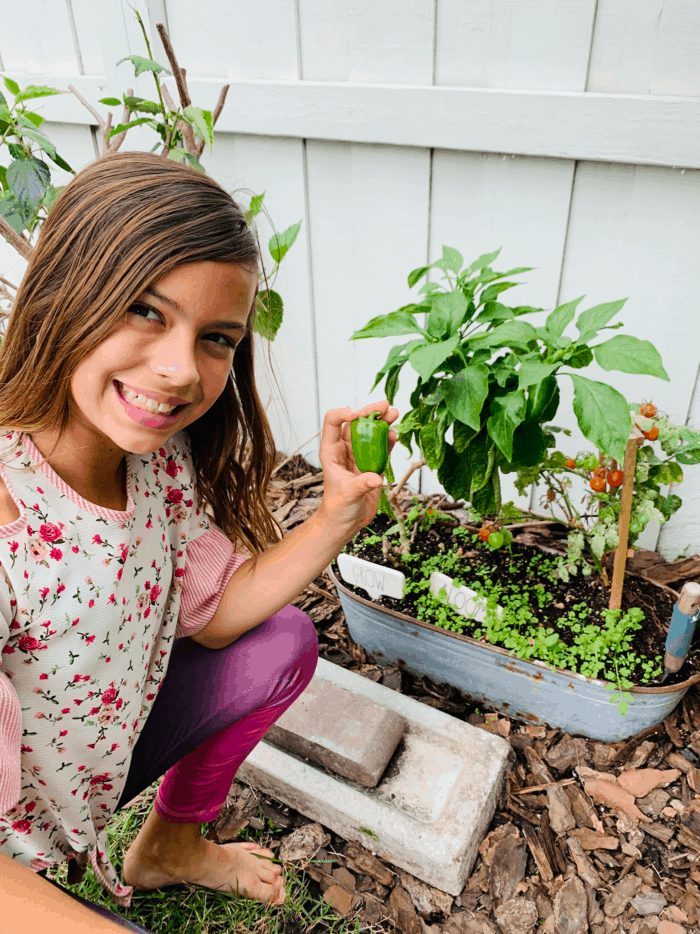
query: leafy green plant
352 246 669 517
0 8 299 341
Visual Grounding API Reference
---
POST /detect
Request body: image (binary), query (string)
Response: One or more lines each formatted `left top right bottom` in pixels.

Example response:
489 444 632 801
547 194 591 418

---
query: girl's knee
270 605 318 682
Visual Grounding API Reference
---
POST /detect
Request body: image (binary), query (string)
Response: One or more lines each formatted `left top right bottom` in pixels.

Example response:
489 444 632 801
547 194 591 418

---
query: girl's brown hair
0 151 279 554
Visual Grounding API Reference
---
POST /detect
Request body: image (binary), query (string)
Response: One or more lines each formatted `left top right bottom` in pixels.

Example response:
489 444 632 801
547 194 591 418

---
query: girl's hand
317 402 399 535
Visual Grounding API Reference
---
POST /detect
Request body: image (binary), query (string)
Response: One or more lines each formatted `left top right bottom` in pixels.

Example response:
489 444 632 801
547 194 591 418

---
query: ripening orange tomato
565 458 576 469
643 426 659 441
590 476 606 492
479 527 491 542
608 470 624 488
640 403 657 418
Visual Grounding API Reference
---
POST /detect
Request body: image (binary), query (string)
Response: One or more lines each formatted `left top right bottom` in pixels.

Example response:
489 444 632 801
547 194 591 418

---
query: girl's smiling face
69 260 258 456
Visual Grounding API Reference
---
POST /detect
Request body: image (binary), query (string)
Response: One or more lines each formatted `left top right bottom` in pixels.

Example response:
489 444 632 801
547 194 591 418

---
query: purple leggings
119 603 318 819
41 605 318 931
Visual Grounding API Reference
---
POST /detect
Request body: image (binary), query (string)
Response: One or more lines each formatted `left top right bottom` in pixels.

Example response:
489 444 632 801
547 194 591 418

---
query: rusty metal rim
327 563 700 696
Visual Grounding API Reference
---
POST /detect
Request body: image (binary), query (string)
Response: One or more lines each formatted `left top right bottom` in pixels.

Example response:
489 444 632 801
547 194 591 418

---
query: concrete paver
265 676 407 787
239 658 511 895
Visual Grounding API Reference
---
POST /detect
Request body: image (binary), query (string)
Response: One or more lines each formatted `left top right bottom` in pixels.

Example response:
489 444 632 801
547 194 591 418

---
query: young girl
0 151 397 931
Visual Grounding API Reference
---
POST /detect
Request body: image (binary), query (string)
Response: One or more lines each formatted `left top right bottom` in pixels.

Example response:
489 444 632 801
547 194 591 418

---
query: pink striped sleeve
175 524 249 639
0 568 20 815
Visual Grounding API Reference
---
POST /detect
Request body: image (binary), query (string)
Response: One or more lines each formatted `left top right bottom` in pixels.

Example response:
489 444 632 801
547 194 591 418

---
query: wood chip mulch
212 453 700 934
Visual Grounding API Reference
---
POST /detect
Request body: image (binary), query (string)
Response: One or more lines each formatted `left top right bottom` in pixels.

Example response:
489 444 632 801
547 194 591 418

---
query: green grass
45 782 369 934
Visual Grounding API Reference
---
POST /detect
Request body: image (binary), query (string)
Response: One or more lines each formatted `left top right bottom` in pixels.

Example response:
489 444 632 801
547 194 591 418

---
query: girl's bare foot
123 811 286 906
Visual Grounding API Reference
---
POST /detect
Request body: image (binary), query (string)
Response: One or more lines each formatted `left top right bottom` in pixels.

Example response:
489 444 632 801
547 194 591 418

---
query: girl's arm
191 402 398 650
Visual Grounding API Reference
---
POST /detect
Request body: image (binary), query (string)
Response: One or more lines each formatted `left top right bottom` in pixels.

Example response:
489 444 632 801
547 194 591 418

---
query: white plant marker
430 572 503 623
337 553 405 601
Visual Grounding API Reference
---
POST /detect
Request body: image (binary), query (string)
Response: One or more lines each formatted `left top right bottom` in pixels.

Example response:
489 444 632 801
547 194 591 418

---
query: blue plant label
430 572 503 623
336 553 405 601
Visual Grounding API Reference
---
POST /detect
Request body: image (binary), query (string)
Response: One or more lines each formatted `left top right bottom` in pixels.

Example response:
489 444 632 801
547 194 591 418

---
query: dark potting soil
332 513 700 690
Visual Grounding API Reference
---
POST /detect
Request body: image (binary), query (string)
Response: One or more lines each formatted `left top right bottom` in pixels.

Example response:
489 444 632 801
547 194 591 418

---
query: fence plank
0 0 77 76
436 0 597 91
165 0 298 79
200 134 318 460
589 0 700 96
298 0 434 84
306 140 430 481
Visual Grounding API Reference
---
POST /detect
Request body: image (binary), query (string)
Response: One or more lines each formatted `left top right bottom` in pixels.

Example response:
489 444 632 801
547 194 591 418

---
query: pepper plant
0 8 299 340
352 247 670 516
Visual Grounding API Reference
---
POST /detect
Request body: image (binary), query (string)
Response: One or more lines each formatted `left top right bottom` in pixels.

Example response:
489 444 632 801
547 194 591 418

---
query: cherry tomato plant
509 404 700 585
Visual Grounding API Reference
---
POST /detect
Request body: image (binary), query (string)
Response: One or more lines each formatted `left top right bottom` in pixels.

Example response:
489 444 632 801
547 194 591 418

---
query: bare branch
68 83 106 129
196 83 230 158
0 217 34 261
156 23 191 109
106 90 133 154
393 458 426 499
0 275 17 292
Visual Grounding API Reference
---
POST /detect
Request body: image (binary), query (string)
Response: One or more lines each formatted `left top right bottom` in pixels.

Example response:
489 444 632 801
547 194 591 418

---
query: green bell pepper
351 411 389 474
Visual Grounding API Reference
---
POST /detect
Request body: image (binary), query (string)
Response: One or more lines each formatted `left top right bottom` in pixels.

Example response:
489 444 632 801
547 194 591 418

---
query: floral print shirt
0 429 239 906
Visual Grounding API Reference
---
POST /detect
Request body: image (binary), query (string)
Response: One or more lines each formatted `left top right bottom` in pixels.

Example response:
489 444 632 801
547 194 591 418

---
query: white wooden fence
1 0 700 558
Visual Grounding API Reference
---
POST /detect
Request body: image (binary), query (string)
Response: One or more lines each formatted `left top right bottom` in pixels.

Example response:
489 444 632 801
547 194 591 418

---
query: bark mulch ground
211 454 700 934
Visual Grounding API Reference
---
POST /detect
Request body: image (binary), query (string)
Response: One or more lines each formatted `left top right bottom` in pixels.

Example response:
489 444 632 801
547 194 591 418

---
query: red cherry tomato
608 470 624 488
478 527 491 542
565 458 576 469
640 403 657 418
643 426 659 441
590 476 606 492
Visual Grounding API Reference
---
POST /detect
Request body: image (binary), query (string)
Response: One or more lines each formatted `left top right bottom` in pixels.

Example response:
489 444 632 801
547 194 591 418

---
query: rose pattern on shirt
0 431 209 905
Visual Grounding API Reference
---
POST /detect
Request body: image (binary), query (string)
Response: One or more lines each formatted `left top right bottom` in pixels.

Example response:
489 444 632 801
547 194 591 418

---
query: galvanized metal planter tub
328 564 700 742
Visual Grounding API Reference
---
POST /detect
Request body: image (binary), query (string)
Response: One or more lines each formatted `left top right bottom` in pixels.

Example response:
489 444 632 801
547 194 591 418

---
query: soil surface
332 511 700 689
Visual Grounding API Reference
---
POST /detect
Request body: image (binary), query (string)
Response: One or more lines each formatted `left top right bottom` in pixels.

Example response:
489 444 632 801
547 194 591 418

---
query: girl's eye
129 303 161 323
205 333 236 350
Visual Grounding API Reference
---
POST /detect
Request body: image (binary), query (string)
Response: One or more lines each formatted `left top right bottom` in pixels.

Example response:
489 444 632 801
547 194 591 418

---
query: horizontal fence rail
4 73 700 170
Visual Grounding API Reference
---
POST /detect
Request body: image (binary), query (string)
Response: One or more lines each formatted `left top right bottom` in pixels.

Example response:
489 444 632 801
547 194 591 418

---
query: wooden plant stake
609 421 645 610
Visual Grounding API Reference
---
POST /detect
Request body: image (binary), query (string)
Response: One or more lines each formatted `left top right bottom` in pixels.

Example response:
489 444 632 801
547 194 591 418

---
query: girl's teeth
120 384 177 414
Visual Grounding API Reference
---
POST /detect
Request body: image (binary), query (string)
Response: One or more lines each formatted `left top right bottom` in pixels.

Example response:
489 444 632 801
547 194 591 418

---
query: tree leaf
182 104 214 150
370 339 424 391
518 359 558 390
14 85 66 104
352 312 426 341
410 335 460 382
576 299 627 343
2 77 20 96
385 366 401 405
6 157 50 206
268 220 302 264
0 190 34 233
99 97 122 106
568 374 632 462
245 191 265 224
254 289 283 341
116 54 169 78
442 364 489 430
545 296 584 340
107 117 155 138
487 390 527 461
442 245 463 274
593 335 669 381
